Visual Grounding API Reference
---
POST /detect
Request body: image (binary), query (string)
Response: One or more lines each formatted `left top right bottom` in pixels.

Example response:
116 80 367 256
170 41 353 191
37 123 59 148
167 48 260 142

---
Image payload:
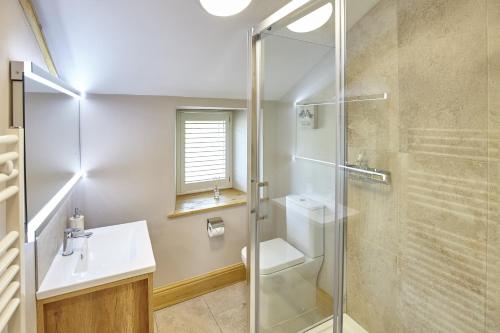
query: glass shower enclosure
248 0 499 332
248 1 342 332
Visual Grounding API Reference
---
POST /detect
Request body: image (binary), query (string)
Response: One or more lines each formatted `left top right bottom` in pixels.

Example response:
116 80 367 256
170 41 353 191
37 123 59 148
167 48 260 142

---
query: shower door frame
247 0 347 332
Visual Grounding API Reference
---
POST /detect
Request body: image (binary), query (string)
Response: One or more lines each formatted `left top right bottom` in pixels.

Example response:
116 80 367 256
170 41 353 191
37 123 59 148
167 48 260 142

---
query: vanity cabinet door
37 274 153 333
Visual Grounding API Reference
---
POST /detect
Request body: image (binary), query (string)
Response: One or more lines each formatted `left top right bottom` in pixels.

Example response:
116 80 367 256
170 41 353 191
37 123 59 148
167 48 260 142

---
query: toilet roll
207 217 224 238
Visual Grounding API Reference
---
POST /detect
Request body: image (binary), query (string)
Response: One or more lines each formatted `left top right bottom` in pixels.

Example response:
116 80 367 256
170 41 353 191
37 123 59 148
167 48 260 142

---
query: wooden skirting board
153 262 246 311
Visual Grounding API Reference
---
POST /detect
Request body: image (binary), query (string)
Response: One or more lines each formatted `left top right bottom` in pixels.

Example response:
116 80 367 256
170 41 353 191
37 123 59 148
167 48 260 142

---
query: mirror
14 62 81 229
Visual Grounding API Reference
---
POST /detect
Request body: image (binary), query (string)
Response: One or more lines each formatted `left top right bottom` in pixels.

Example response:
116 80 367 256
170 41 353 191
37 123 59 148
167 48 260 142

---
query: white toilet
242 194 325 329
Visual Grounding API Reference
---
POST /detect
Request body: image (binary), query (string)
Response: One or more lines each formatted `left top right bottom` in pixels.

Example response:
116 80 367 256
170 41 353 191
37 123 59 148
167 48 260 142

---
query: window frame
176 110 233 195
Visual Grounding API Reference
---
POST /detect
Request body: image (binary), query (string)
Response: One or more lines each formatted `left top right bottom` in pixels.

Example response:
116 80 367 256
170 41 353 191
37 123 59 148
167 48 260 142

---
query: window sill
168 188 247 218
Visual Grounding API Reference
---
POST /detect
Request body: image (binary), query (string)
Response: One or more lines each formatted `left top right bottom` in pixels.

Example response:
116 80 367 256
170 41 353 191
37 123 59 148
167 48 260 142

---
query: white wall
0 2 47 125
0 1 50 332
79 94 248 287
232 109 247 192
0 1 47 129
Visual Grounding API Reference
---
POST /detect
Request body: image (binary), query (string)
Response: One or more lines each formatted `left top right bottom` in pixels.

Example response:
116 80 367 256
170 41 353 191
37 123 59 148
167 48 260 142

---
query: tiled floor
153 281 329 333
154 282 248 333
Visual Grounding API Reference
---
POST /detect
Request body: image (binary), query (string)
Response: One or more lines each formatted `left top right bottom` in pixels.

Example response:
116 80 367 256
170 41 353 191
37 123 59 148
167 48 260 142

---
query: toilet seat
241 238 305 275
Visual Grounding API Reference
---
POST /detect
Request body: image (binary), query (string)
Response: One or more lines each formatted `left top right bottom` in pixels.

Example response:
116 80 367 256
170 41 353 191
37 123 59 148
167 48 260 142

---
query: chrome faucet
62 228 93 256
62 228 74 256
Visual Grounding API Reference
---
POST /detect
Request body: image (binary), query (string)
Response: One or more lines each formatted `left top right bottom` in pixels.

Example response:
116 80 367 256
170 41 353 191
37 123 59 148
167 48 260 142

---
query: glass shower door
248 1 341 332
250 0 500 332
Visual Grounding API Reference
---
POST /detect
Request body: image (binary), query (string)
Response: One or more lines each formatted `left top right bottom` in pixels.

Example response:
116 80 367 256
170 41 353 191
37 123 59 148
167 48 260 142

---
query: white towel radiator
0 130 25 333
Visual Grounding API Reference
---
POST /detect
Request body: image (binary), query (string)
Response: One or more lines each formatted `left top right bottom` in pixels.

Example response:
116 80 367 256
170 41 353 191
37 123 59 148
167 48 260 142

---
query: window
177 111 232 194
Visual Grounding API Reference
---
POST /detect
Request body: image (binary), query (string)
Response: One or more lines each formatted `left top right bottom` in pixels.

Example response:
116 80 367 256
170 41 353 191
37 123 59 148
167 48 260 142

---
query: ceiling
33 0 378 100
32 0 291 99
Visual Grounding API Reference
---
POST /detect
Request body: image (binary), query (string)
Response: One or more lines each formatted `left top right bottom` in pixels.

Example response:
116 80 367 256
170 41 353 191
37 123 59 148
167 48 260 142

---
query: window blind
184 119 227 184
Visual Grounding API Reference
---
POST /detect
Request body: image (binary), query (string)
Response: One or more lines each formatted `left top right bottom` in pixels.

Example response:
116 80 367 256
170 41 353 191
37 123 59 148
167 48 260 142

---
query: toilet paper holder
207 217 224 238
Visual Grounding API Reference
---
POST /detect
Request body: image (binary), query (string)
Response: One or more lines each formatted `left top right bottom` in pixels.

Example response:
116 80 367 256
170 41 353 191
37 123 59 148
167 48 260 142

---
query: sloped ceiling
33 0 379 100
32 0 292 99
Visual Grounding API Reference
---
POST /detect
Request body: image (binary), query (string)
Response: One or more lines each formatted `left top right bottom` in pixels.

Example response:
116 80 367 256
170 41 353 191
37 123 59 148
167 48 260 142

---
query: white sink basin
37 220 156 300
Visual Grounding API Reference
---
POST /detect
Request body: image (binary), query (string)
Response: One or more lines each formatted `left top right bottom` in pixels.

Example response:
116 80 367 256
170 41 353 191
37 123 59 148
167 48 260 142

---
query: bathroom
0 0 499 332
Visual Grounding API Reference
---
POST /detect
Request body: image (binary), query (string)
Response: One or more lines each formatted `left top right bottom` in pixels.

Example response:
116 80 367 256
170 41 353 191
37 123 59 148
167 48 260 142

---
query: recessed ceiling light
287 3 333 33
200 0 252 17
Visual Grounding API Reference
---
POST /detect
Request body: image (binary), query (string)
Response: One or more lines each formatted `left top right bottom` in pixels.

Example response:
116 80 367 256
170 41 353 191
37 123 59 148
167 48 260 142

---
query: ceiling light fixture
287 3 333 33
200 0 252 17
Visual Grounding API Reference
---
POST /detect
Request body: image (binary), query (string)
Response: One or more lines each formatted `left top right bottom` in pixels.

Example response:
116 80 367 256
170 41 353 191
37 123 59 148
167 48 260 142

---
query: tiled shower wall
345 0 500 332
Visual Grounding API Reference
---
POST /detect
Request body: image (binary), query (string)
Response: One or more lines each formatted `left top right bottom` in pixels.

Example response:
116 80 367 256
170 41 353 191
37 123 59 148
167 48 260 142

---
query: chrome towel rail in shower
295 92 388 107
293 155 391 185
344 164 391 185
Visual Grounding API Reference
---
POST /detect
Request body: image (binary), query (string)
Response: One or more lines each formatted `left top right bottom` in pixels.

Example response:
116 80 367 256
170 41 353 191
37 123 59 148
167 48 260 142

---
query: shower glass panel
249 1 340 332
342 0 500 332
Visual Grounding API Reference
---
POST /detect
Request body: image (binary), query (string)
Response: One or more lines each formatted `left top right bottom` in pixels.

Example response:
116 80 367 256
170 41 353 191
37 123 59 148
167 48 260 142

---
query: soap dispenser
68 208 85 232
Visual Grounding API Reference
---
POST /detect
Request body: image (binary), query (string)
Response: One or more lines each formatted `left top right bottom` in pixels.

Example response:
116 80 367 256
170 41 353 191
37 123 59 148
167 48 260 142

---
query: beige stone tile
346 240 402 333
346 152 401 255
344 1 402 332
397 0 487 48
214 303 248 333
402 154 489 242
488 4 500 329
398 37 488 131
488 0 500 33
346 0 400 154
400 45 486 130
486 224 500 332
398 155 488 332
202 281 247 315
346 0 400 156
154 297 221 333
399 252 486 333
486 153 500 332
489 0 500 127
344 1 492 333
398 0 488 132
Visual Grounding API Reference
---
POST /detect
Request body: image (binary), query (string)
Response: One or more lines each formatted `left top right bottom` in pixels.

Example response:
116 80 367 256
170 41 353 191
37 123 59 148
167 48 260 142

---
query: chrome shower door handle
256 181 269 220
257 181 268 199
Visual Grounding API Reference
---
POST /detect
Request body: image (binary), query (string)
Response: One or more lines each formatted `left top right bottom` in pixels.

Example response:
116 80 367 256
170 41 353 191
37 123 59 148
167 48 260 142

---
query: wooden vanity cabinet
37 273 153 333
